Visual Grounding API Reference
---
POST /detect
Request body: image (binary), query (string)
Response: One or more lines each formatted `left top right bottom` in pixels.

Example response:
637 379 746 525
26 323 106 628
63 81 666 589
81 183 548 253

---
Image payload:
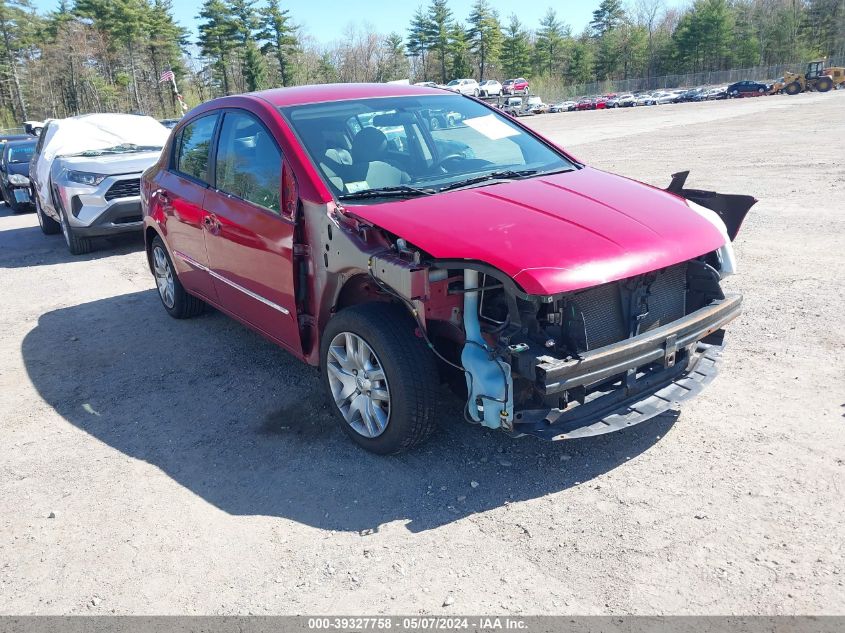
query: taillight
282 162 298 219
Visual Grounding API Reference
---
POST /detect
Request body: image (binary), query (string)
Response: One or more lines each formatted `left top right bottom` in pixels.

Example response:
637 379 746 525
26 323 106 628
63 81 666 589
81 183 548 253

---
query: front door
160 113 219 301
202 109 301 355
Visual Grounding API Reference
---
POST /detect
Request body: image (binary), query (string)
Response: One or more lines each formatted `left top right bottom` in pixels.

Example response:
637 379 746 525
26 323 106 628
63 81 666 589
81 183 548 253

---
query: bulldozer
783 60 845 95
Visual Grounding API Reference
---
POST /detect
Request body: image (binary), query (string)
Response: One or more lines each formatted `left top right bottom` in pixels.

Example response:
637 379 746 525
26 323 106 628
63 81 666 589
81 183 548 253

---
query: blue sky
33 1 685 44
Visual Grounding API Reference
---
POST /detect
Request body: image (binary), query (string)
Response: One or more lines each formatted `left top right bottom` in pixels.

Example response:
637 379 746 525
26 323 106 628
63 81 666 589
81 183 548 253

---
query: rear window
174 114 217 183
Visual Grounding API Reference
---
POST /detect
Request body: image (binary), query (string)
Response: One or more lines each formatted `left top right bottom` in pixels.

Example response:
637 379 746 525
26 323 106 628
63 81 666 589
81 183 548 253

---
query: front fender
666 170 757 241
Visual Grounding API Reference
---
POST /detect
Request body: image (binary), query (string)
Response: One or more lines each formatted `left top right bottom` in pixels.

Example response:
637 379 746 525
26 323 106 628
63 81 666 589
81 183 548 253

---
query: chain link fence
533 55 845 101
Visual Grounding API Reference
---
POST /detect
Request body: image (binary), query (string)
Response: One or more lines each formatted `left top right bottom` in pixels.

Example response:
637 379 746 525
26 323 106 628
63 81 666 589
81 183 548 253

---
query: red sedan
142 83 753 453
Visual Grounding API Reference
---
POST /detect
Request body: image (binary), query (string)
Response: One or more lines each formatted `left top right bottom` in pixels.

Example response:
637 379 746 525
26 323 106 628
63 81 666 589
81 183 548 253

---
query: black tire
816 76 833 92
320 303 440 455
150 236 205 319
58 202 93 255
784 82 802 95
35 192 61 235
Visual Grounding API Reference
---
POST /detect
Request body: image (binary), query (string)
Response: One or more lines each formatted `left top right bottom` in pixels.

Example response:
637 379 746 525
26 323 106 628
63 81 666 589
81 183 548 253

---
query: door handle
154 189 170 206
203 214 221 235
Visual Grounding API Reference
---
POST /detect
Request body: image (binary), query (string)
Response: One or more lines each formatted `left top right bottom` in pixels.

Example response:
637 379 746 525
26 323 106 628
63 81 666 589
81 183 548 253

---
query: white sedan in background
445 78 480 96
478 80 502 97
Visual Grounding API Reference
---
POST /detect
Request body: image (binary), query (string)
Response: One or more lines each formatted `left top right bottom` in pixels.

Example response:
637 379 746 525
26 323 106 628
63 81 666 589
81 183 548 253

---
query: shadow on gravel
0 204 144 268
22 290 675 533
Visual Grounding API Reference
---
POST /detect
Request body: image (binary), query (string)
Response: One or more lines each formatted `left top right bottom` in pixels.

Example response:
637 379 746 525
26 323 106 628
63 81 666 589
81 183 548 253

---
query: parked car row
4 83 754 457
415 77 530 98
539 80 790 116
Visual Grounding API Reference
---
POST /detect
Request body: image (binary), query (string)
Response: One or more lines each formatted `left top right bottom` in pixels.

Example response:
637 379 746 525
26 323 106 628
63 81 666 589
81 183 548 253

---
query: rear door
202 109 301 355
158 113 219 301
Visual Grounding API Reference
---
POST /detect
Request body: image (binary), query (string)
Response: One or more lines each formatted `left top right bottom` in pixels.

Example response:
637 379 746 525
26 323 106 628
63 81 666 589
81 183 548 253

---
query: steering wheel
435 152 465 171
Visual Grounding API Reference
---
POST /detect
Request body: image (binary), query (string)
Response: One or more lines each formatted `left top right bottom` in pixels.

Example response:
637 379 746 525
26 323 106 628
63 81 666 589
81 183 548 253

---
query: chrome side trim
173 249 291 316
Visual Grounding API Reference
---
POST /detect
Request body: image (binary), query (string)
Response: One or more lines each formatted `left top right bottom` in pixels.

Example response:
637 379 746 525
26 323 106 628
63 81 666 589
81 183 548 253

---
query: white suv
478 80 502 97
445 78 480 96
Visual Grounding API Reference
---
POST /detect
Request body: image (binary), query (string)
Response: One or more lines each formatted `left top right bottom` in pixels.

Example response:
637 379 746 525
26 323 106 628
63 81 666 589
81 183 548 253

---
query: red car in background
502 77 530 95
142 83 753 454
575 97 596 110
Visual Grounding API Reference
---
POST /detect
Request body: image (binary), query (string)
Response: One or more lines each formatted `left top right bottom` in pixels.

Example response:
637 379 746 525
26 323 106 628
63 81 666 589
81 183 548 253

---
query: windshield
281 94 574 202
8 142 35 163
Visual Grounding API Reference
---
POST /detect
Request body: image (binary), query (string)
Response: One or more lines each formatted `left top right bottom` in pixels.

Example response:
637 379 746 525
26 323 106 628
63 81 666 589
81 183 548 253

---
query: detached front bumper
511 294 742 440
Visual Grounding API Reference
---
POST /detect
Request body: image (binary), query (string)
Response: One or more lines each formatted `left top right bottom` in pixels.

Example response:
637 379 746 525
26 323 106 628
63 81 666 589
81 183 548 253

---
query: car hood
55 150 162 175
345 167 726 295
6 162 30 177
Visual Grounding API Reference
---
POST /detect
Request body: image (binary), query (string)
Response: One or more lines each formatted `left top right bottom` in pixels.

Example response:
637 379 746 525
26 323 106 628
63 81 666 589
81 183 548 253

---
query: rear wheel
815 76 833 92
784 81 802 95
320 303 439 454
150 236 205 319
35 193 61 235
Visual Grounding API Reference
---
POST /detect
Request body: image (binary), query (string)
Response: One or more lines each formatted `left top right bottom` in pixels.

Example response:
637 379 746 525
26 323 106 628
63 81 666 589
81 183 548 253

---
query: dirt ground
1 92 843 616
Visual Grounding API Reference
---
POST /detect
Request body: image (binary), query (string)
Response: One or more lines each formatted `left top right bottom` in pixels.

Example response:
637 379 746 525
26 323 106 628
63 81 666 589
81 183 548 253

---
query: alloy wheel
152 245 176 309
326 332 391 438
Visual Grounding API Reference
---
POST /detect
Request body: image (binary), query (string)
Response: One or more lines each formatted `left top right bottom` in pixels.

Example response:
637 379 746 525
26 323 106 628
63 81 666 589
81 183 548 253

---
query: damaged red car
141 83 754 454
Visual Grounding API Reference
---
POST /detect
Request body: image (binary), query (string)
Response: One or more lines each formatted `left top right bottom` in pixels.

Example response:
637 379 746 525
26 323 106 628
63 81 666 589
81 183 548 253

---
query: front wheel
58 204 92 255
321 303 440 454
784 82 802 95
35 193 61 235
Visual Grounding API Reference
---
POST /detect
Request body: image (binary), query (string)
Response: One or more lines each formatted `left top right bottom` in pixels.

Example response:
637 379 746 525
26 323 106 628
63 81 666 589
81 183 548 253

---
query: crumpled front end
330 173 755 441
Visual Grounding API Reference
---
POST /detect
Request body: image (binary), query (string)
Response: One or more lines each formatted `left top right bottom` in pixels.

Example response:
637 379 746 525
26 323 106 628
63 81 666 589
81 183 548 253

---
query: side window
174 114 217 183
215 111 281 214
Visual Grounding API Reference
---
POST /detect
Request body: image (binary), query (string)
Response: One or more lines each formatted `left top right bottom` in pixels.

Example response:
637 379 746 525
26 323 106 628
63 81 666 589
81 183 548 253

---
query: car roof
249 83 448 108
4 139 36 147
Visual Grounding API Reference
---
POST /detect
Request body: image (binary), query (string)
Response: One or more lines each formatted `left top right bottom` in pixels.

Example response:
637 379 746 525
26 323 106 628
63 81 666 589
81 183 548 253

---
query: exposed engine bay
313 172 755 441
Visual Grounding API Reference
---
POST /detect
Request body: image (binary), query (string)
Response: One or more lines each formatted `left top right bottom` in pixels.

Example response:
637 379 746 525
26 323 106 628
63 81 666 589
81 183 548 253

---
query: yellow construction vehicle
783 60 845 95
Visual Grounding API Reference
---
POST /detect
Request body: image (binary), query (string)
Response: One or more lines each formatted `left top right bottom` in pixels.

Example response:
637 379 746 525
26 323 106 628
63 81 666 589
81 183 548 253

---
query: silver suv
31 116 167 255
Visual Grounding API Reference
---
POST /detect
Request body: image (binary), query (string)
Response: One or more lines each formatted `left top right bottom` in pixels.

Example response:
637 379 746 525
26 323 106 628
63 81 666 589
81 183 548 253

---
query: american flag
159 70 175 83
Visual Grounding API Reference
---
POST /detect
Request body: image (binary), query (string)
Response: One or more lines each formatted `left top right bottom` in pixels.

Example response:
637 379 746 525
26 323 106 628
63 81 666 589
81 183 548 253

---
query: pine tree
243 39 265 90
535 8 569 77
467 0 502 80
500 14 530 79
590 0 626 37
425 0 453 83
147 0 188 116
198 0 238 94
449 23 472 79
0 0 36 121
407 6 433 80
257 0 297 87
380 32 409 81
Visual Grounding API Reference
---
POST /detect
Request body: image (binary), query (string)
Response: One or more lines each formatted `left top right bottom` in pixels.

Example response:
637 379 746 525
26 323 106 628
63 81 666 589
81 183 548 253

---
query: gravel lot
1 92 843 615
